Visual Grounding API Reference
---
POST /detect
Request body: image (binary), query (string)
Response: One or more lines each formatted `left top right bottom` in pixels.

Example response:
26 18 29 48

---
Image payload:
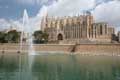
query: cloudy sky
0 0 120 31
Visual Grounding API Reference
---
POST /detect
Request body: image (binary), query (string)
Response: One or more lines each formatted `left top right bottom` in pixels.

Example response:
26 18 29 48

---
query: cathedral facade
41 12 115 44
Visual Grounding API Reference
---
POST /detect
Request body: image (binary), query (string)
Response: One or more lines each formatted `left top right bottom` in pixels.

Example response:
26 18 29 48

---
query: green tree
5 30 21 43
0 32 7 43
33 30 49 44
42 32 49 42
33 30 43 41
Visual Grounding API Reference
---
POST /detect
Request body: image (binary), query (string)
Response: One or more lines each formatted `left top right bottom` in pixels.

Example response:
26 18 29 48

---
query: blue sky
0 0 112 20
0 0 42 20
0 0 120 31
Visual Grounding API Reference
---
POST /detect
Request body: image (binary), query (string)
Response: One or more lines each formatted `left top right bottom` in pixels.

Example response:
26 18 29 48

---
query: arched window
58 34 63 40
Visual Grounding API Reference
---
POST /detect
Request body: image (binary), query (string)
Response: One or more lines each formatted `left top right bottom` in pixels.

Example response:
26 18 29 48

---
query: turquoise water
0 54 120 80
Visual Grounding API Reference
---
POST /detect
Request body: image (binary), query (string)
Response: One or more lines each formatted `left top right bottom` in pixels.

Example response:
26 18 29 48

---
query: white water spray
21 9 35 55
20 6 49 65
21 9 35 80
20 9 36 72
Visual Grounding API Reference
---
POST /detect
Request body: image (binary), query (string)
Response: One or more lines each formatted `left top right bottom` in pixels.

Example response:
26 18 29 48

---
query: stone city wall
75 44 120 55
0 43 120 55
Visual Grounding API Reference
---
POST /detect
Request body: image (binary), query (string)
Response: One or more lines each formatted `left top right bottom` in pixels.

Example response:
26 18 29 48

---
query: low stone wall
0 43 28 51
0 43 120 55
34 44 71 52
76 44 120 55
0 44 72 54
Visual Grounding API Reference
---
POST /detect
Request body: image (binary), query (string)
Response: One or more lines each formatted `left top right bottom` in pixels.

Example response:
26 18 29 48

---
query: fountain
20 9 29 52
20 6 48 54
19 8 48 79
19 9 35 80
20 9 35 55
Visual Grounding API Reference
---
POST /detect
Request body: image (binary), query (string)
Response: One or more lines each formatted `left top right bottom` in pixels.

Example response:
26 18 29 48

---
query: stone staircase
69 44 78 52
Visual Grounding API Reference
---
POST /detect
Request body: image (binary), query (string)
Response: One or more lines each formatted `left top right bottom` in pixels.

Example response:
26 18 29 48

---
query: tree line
0 30 49 44
33 30 49 44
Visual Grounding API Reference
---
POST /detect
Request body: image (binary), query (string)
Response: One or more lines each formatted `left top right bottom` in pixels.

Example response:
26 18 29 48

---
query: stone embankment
0 43 120 55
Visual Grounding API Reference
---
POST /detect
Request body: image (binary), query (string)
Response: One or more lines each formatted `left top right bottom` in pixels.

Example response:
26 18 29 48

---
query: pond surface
0 54 120 80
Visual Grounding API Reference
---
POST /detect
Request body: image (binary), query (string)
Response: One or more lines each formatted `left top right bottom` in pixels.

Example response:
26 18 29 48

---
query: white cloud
0 19 11 31
37 6 48 17
0 19 23 32
93 0 120 31
46 0 95 17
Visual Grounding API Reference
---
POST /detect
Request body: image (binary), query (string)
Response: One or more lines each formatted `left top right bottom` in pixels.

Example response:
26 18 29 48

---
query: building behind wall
41 12 115 44
118 31 120 42
92 23 115 42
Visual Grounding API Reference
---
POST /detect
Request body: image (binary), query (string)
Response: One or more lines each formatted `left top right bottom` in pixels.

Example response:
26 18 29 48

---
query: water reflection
0 55 20 80
0 54 120 80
